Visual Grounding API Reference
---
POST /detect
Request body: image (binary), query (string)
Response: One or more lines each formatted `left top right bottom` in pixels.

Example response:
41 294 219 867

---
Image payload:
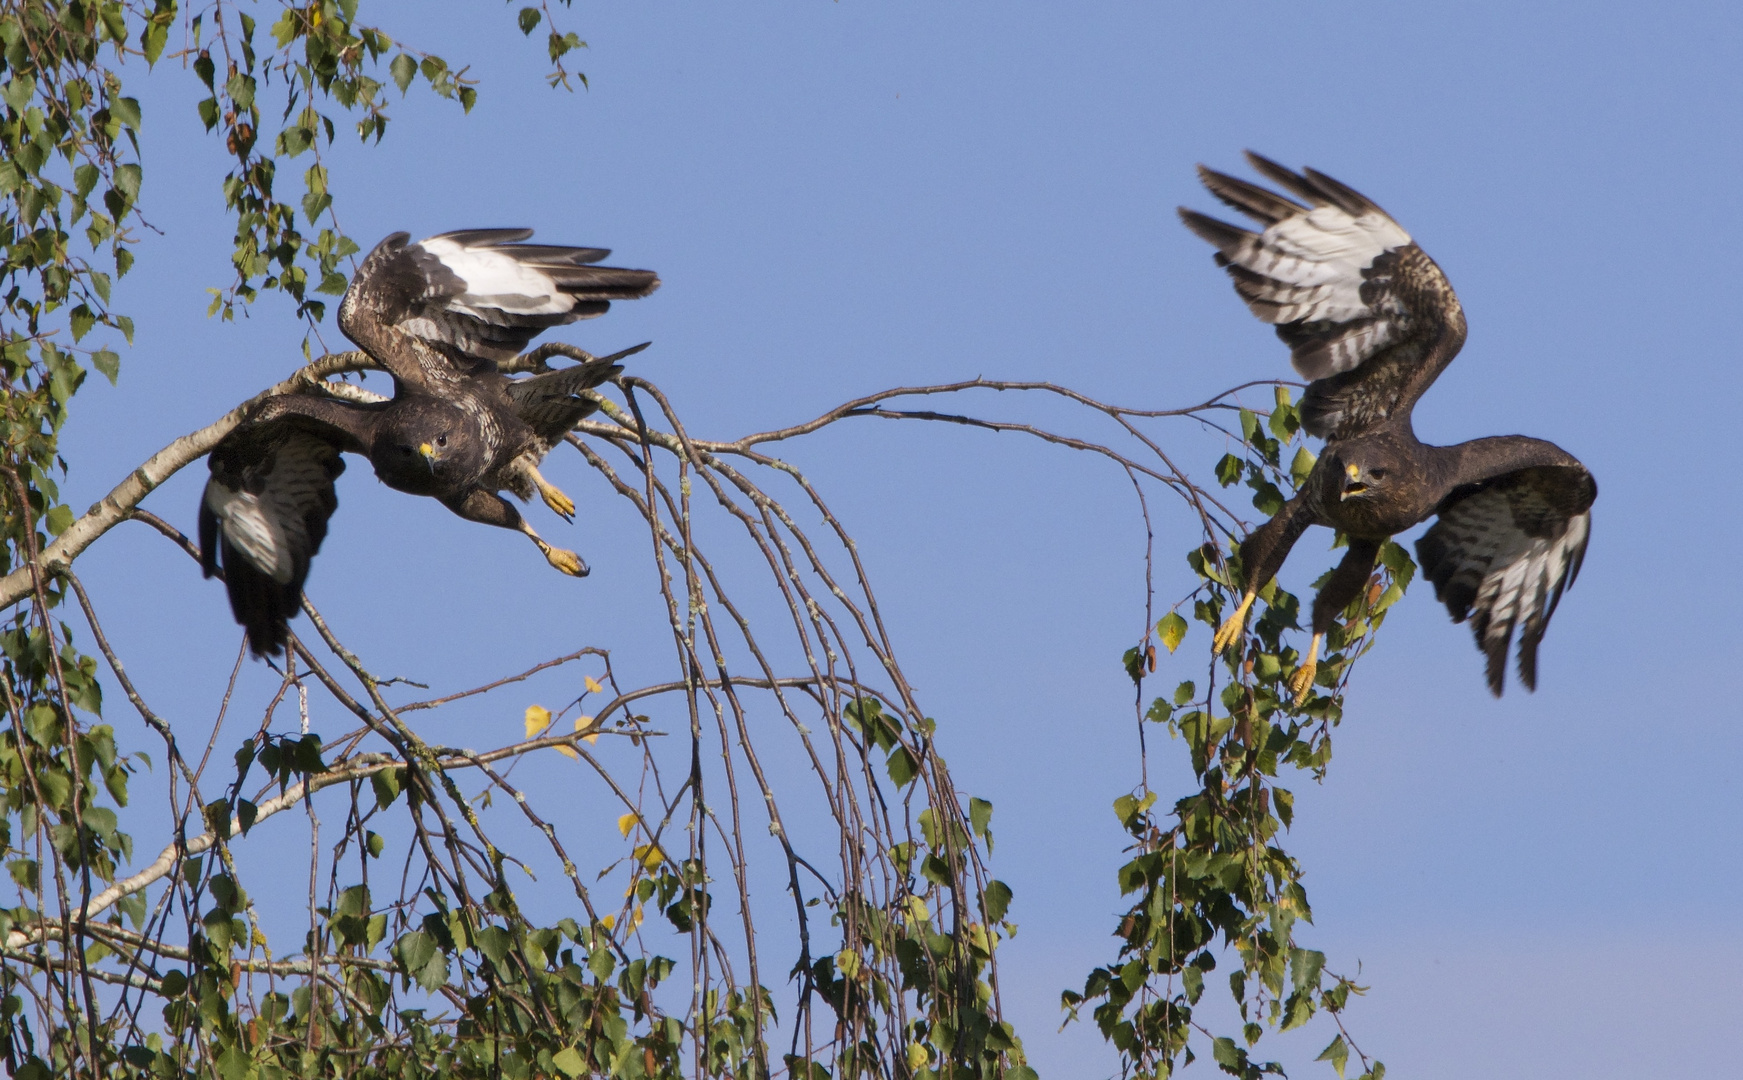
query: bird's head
371 402 485 493
1334 445 1404 502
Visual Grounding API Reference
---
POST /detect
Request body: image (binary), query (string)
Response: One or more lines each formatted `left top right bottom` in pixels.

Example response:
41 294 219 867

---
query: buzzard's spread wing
200 399 377 656
1180 153 1466 439
506 342 646 444
339 229 660 387
1416 463 1596 695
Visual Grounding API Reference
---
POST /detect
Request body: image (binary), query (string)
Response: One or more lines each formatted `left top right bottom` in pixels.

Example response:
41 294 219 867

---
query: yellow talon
1213 591 1256 655
1287 633 1323 706
537 477 576 520
539 542 589 577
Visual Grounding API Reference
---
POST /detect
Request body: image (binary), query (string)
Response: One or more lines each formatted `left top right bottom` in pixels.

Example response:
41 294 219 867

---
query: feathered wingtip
1242 151 1386 220
1194 164 1307 226
1175 207 1250 253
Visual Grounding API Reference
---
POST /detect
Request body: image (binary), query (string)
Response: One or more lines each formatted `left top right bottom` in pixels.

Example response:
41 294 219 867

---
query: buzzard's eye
437 435 448 447
1369 468 1387 480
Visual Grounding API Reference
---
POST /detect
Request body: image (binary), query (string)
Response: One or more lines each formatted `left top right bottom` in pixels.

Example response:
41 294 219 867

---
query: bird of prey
1180 154 1595 699
200 228 659 656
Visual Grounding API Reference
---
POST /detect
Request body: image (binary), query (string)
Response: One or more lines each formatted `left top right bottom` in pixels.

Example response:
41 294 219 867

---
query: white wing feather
1418 475 1592 695
203 438 337 584
418 236 576 319
1221 207 1411 360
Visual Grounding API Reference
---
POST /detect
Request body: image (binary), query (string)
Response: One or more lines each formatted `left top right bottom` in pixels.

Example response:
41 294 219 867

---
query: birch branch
0 731 596 949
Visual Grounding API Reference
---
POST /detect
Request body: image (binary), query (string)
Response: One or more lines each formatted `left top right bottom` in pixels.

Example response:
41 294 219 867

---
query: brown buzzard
200 229 658 656
1181 154 1595 698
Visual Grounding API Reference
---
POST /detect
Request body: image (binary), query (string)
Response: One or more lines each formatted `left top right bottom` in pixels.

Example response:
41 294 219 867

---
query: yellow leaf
599 913 615 931
633 843 663 870
617 812 638 838
1158 611 1189 654
835 948 860 978
576 715 598 744
524 705 551 740
583 675 603 694
555 745 578 761
907 1043 930 1070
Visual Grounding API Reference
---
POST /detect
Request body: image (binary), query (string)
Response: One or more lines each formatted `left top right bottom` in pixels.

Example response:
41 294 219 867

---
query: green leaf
475 925 511 964
78 340 115 387
518 7 542 34
215 1044 250 1080
1173 680 1196 706
1239 407 1259 443
225 72 255 111
1212 1036 1242 1069
111 97 142 133
1317 1034 1350 1078
366 830 384 858
1215 452 1243 487
143 20 170 65
1158 611 1187 653
113 164 141 204
69 305 94 342
885 746 916 787
99 6 128 45
1290 445 1317 487
371 766 401 809
984 879 1012 923
551 1048 586 1078
1181 963 1203 1003
2 75 34 112
389 53 417 93
1289 947 1325 994
969 797 993 839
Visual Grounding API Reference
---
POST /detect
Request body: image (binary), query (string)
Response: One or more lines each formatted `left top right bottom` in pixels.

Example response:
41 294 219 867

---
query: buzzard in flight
200 229 659 656
1181 154 1595 698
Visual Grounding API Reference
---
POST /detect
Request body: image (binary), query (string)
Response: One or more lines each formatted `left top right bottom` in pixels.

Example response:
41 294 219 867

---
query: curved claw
536 476 577 521
1213 591 1257 655
536 543 592 578
543 545 590 577
1287 632 1324 707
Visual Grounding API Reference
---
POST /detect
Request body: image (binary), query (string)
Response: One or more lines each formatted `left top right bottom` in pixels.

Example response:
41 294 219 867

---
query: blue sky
52 2 1742 1076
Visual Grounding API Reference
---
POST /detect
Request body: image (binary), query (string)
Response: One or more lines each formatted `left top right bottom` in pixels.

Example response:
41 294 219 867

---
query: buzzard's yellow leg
1287 633 1323 706
529 464 576 521
1212 591 1256 654
518 520 589 577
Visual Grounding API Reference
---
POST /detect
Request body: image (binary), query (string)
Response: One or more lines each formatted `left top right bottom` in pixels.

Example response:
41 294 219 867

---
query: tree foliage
1069 388 1403 1080
0 5 1409 1080
0 6 1031 1079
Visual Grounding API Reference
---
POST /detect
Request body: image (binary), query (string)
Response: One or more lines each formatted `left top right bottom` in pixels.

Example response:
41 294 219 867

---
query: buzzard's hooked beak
418 442 439 472
1341 462 1367 500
